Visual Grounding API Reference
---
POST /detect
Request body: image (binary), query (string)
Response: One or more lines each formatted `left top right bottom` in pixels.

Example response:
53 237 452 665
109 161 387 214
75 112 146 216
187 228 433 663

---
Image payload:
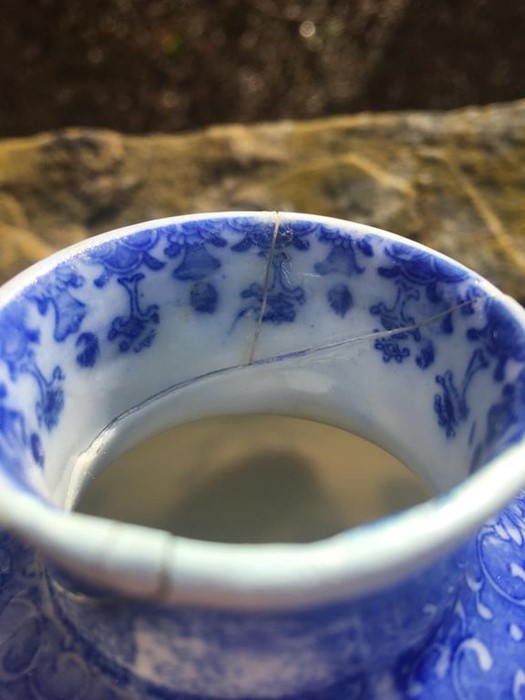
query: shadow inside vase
76 415 432 544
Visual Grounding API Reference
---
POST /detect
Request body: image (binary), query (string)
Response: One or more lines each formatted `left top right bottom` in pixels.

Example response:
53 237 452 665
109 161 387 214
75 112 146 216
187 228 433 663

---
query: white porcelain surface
0 212 523 698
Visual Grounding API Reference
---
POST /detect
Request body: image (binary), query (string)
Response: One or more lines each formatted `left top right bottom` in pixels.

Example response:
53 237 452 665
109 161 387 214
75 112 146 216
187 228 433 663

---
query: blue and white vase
0 211 523 699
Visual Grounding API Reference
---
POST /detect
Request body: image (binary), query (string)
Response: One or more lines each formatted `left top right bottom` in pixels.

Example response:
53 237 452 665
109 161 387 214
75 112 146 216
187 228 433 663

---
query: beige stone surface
1 100 524 301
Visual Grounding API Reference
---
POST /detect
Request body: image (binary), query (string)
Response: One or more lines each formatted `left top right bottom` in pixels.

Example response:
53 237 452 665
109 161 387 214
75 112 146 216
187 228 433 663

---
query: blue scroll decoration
369 280 436 367
369 243 470 369
164 221 226 315
327 283 353 318
75 332 100 369
314 225 373 319
433 349 490 439
470 367 525 471
434 295 525 442
0 302 64 431
87 230 165 353
314 226 374 277
190 282 218 314
89 231 165 288
467 297 525 382
25 264 87 343
0 382 44 481
108 274 160 353
376 243 469 303
234 220 310 324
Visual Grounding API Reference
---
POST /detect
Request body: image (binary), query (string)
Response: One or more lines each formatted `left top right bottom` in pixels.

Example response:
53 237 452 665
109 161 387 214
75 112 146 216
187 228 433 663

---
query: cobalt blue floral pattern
0 302 65 431
86 230 166 354
107 274 160 353
314 225 373 277
398 493 525 699
368 244 467 370
0 383 41 482
0 213 523 698
3 216 520 449
467 297 525 382
235 218 311 324
88 230 165 288
75 332 100 369
26 263 87 342
327 282 353 318
163 221 226 315
434 349 490 439
314 225 373 323
164 221 227 279
0 498 523 698
470 368 525 472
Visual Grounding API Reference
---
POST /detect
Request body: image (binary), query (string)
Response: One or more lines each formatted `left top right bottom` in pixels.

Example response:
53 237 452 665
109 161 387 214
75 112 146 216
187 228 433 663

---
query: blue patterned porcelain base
0 212 523 699
0 515 524 699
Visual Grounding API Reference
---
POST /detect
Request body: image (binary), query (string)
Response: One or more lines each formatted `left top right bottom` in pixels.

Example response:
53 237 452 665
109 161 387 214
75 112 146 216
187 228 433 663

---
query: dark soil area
2 0 525 137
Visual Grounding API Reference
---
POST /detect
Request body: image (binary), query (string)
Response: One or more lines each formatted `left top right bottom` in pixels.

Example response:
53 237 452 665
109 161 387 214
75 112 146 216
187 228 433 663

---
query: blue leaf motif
172 244 222 281
75 332 100 368
315 244 365 277
0 306 65 432
373 336 411 363
164 222 228 258
0 384 34 483
315 227 374 277
231 218 311 255
88 230 165 288
471 368 525 471
36 366 65 431
264 292 302 323
369 281 421 364
236 227 309 324
434 371 466 439
370 281 419 335
190 282 218 314
239 255 306 325
357 238 374 257
230 236 254 253
30 432 45 468
0 301 40 380
467 298 525 382
108 274 160 353
0 393 26 454
378 243 468 303
416 340 435 369
434 349 489 439
164 222 227 282
327 283 353 318
25 264 87 342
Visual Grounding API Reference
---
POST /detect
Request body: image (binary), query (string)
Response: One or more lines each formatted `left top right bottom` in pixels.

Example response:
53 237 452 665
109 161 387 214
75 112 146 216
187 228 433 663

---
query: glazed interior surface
0 212 524 516
76 414 432 542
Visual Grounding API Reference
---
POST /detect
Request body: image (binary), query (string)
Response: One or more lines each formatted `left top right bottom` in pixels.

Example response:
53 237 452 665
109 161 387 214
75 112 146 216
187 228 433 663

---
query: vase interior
0 212 523 528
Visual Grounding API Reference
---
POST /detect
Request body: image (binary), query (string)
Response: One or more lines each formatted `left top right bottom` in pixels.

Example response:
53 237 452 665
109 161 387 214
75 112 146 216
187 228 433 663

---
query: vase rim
0 211 524 611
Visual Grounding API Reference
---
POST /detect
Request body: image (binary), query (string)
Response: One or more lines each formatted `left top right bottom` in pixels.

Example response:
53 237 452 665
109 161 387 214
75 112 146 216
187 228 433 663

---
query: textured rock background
1 99 524 302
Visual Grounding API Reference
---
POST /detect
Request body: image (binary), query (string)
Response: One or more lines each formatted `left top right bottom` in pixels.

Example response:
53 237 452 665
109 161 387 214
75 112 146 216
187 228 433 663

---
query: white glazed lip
0 211 524 610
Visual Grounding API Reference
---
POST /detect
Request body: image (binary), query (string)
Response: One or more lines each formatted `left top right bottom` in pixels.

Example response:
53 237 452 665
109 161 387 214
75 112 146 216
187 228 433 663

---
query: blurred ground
2 0 525 137
2 101 525 301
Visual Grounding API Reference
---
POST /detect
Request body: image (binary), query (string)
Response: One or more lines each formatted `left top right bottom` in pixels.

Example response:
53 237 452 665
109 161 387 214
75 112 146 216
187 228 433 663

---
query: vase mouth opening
72 412 435 546
0 211 523 610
